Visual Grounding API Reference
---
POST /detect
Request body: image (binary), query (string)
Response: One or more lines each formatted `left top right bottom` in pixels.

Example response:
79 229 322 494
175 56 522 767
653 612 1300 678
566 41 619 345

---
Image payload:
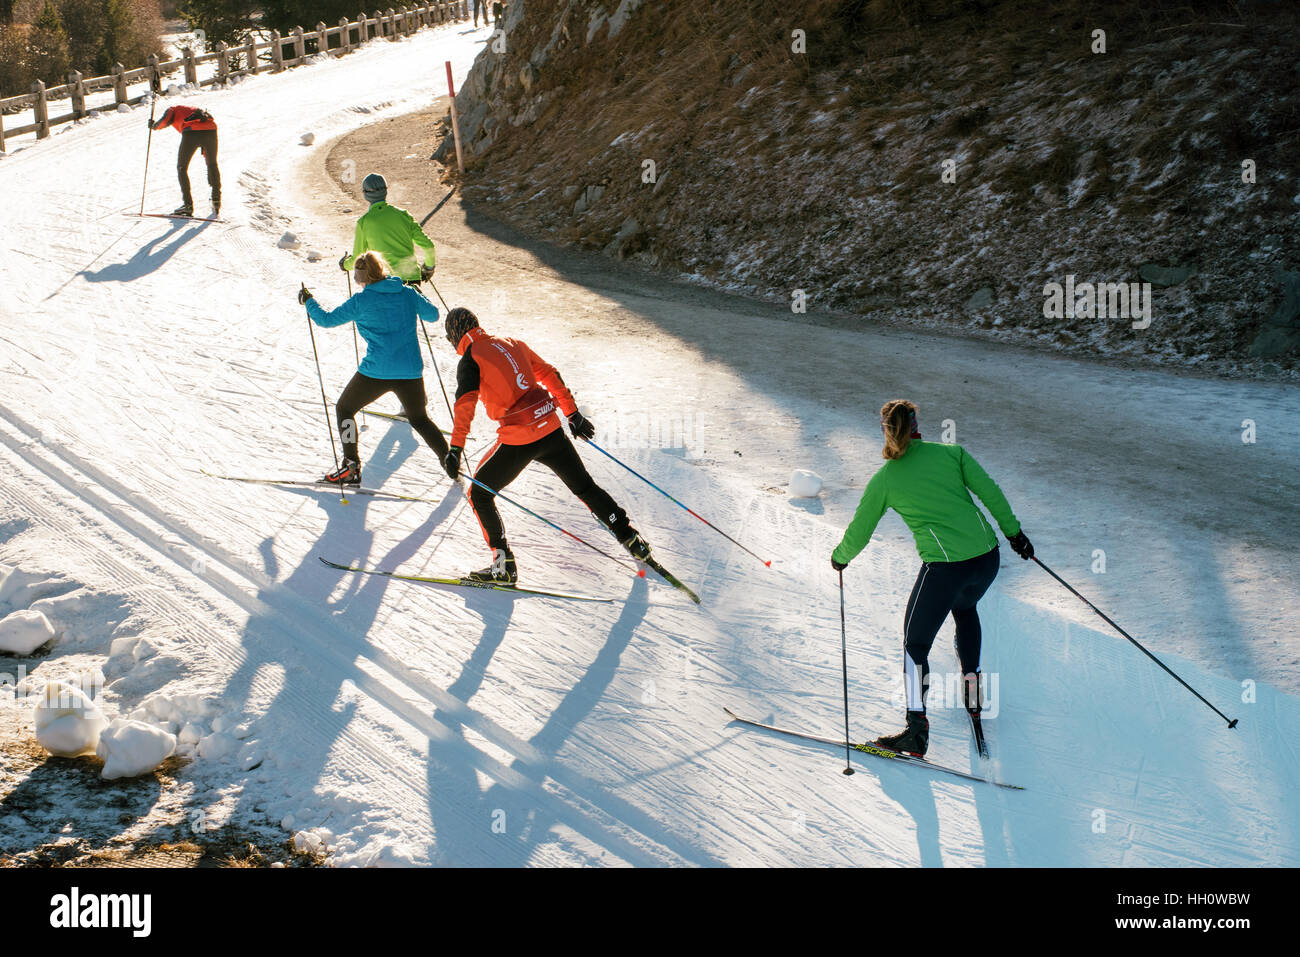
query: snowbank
0 609 56 655
34 681 108 757
96 719 178 780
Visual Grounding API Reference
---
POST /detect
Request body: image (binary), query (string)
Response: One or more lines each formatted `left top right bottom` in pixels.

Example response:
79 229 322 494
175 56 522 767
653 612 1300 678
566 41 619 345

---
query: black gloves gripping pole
568 410 595 442
1008 529 1034 560
298 285 314 306
443 446 463 480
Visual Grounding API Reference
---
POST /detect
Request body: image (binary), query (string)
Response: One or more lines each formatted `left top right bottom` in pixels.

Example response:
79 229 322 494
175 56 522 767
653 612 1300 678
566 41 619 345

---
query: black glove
147 117 156 130
1008 529 1034 560
568 410 595 442
420 263 436 281
338 253 350 272
297 285 313 306
443 446 463 480
831 557 848 572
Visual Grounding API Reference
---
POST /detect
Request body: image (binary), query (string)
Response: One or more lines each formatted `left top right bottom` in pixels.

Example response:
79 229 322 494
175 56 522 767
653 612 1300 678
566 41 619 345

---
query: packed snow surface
0 22 1297 866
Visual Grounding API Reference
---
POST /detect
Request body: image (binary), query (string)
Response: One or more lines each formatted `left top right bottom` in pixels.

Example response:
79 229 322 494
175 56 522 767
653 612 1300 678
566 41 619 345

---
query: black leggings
470 428 626 550
177 129 220 206
902 546 1000 712
336 372 448 464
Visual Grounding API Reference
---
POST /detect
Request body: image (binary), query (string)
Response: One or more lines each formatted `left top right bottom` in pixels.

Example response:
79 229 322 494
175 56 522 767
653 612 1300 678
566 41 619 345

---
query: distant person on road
300 251 448 487
339 173 436 286
492 1 505 25
149 104 220 218
440 306 655 584
830 399 1033 758
473 0 490 27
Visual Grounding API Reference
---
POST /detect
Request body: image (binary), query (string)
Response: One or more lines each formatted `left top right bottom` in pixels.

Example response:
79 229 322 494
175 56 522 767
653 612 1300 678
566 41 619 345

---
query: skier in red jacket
440 307 654 583
149 105 221 218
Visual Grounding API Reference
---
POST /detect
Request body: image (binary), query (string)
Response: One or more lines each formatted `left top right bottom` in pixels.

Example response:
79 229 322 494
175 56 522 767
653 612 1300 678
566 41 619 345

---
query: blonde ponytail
880 399 918 460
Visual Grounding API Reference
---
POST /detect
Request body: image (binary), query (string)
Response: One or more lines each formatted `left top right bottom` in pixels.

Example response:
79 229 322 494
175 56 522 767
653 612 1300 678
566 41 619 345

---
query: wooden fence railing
0 1 470 153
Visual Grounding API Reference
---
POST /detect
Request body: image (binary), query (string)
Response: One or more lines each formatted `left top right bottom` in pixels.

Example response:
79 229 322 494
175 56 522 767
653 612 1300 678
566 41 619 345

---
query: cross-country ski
721 707 1023 790
317 556 614 603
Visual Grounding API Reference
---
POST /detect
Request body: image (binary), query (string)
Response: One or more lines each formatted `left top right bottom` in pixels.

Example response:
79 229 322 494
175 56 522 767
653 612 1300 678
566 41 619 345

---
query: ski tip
764 560 772 567
1228 718 1239 729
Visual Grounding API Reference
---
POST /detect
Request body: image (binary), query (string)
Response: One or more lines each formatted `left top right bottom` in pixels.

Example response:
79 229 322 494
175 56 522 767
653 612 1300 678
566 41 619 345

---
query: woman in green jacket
831 399 1033 757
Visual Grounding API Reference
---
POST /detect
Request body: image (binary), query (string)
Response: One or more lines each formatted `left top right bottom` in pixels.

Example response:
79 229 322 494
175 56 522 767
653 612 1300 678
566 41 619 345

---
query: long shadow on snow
79 218 212 284
424 575 722 865
215 427 455 834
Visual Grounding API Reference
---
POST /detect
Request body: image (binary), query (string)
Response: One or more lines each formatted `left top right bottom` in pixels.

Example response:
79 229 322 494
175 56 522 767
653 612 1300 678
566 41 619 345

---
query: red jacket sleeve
526 345 577 417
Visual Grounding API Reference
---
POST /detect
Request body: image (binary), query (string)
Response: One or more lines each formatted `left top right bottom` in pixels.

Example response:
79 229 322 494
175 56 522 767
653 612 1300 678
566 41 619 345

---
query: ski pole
304 285 347 505
1032 557 1237 729
838 569 854 776
139 94 157 215
419 315 456 426
345 270 361 367
458 473 643 577
583 438 772 567
343 270 368 429
426 279 449 310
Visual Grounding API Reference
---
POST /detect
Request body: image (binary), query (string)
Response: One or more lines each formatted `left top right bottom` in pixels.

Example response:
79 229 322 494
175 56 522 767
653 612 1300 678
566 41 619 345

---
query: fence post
214 41 228 84
0 110 6 154
271 31 284 71
113 62 127 104
69 70 86 119
315 21 327 55
387 8 397 39
246 35 258 75
339 17 351 52
291 26 303 61
183 46 198 85
32 80 49 139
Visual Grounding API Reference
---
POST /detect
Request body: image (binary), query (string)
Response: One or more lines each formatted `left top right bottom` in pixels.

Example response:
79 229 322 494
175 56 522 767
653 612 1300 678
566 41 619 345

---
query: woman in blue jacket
298 251 449 485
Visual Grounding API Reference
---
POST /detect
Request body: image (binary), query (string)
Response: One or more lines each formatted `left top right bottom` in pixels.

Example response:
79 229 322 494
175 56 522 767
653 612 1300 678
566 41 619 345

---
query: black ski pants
336 372 448 464
470 428 626 551
177 128 220 207
902 546 1000 712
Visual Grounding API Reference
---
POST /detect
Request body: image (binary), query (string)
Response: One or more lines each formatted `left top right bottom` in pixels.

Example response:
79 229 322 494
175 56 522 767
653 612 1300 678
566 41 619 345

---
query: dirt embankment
431 0 1300 376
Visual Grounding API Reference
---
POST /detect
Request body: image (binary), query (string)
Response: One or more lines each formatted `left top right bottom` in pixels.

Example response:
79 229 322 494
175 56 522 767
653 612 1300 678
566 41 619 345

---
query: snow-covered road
1 21 1297 866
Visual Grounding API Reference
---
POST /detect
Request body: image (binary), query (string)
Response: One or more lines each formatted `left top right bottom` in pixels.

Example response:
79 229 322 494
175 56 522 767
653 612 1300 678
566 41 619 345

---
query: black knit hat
445 306 480 347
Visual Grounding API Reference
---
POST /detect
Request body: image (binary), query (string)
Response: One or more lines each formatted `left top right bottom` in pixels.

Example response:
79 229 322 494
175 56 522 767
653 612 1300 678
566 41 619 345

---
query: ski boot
322 458 361 487
619 527 653 562
211 196 221 219
874 710 929 757
172 202 194 217
467 547 517 584
962 672 983 716
963 672 989 759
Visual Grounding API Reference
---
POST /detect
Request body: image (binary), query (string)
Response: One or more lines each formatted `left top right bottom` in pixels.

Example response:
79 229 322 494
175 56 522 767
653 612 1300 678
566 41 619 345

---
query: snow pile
34 680 108 757
300 132 316 145
292 826 334 857
277 232 302 249
96 719 177 779
789 469 823 498
0 609 55 654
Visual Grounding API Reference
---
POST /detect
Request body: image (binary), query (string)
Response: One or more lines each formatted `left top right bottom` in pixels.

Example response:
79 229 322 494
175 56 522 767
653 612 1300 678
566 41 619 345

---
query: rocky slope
434 0 1300 375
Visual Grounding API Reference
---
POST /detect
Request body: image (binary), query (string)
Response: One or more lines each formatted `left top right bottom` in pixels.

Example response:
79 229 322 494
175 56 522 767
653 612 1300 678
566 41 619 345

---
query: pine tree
179 0 259 47
27 0 72 85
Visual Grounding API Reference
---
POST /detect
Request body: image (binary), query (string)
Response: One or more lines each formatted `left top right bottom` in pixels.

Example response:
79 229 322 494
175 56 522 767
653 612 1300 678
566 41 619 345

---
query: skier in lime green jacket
831 399 1033 758
339 173 436 284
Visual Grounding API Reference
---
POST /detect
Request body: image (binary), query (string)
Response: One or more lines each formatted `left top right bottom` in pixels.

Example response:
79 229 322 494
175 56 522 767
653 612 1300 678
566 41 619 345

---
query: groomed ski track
1 23 1298 866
